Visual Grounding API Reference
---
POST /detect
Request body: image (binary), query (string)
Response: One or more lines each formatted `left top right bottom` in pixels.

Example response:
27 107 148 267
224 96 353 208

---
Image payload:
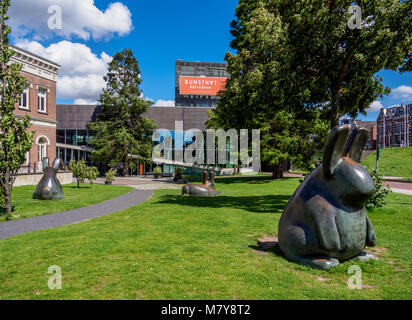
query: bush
174 167 184 180
153 166 162 174
105 168 116 182
367 169 391 209
69 159 99 188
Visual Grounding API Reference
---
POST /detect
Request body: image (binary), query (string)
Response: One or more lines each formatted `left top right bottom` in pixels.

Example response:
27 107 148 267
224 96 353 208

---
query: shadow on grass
158 194 291 214
248 243 285 258
64 185 92 189
185 175 297 185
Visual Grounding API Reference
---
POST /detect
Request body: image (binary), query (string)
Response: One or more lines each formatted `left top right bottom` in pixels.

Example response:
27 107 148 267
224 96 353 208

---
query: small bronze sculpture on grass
33 158 64 200
181 170 220 197
278 124 377 270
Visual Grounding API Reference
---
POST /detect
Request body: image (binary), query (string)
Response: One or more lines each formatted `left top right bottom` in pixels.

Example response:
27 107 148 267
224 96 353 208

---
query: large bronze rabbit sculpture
33 158 64 200
278 125 377 270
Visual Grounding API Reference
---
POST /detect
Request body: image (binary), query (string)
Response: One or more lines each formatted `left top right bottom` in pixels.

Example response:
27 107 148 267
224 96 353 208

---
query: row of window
57 129 93 146
379 123 411 134
177 66 229 78
18 86 48 113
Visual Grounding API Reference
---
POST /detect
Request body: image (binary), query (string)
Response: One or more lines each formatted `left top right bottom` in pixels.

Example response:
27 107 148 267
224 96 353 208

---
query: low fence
15 162 73 187
18 162 70 174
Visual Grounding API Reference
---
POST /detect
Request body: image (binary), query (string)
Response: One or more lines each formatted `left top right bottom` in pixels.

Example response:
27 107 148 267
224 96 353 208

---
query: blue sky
8 0 411 121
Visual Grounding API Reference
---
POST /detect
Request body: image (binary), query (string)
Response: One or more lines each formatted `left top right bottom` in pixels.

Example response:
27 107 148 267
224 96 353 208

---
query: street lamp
402 104 407 147
381 108 387 148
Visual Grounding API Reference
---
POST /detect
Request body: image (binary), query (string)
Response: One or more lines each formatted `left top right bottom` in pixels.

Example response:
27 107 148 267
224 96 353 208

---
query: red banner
180 76 227 95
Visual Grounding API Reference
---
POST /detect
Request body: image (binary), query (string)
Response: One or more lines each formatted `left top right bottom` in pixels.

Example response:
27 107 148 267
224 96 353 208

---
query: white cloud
16 40 110 102
58 74 106 101
367 100 384 112
391 85 412 100
9 0 133 41
153 99 175 107
74 98 98 105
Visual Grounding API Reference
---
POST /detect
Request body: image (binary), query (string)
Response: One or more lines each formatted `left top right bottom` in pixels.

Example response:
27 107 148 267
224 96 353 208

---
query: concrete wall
14 172 73 187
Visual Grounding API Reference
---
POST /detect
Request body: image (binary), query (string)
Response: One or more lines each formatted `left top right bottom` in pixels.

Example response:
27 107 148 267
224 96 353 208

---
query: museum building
56 104 212 174
11 45 60 173
175 60 228 107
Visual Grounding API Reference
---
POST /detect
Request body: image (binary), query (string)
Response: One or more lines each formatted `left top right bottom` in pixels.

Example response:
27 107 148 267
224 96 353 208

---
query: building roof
57 105 212 131
11 45 61 68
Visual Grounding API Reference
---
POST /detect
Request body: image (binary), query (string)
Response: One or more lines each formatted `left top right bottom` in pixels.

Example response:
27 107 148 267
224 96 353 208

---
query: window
24 151 29 166
56 129 65 144
38 88 47 113
37 137 48 162
19 87 29 109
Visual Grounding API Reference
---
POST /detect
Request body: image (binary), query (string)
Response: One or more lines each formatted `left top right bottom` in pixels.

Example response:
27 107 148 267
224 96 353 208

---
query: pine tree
88 49 156 176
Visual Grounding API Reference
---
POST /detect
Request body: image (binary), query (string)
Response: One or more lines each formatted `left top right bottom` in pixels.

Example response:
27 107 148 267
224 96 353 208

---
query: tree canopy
208 0 410 177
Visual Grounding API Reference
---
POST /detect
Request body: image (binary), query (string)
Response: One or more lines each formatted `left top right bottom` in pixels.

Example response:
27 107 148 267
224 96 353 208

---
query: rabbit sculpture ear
343 127 369 163
209 171 215 183
323 125 350 177
202 170 208 185
52 158 62 171
42 157 50 171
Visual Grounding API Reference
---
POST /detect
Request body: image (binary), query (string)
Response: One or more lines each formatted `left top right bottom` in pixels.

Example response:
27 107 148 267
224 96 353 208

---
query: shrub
153 166 162 175
69 160 99 188
174 167 184 180
105 168 116 182
367 169 391 209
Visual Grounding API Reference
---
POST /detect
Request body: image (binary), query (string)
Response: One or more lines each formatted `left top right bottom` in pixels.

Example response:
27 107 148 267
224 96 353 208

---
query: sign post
376 131 380 172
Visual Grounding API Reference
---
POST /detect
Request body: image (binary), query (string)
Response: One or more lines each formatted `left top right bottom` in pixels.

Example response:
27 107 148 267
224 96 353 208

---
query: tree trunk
330 56 351 129
4 167 12 219
272 162 284 179
123 160 129 177
330 86 341 129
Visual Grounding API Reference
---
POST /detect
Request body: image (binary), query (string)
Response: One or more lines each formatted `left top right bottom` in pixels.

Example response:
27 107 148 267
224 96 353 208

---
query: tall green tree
209 0 410 177
229 0 411 128
89 49 156 176
208 4 328 178
0 0 33 218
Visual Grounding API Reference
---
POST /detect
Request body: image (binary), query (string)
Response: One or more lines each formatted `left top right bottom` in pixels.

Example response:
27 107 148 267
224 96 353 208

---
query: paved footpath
385 181 412 196
0 189 153 240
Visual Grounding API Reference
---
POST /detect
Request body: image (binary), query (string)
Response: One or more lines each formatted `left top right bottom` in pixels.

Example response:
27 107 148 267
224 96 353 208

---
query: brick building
340 118 378 150
376 104 412 148
11 45 60 172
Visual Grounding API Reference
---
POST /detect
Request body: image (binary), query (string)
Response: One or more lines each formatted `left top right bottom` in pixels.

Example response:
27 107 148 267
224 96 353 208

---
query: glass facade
56 129 94 168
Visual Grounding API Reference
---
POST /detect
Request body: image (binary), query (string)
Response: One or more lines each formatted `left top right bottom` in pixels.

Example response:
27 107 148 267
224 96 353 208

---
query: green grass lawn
0 177 411 299
0 183 133 222
362 147 412 180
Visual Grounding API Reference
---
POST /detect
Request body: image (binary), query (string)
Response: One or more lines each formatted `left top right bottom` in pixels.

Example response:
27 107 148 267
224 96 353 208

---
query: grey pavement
0 189 153 240
389 188 412 196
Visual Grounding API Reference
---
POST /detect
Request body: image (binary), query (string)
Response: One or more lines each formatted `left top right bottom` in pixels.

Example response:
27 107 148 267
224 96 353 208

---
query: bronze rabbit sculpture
182 170 220 197
278 125 377 270
33 157 64 200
